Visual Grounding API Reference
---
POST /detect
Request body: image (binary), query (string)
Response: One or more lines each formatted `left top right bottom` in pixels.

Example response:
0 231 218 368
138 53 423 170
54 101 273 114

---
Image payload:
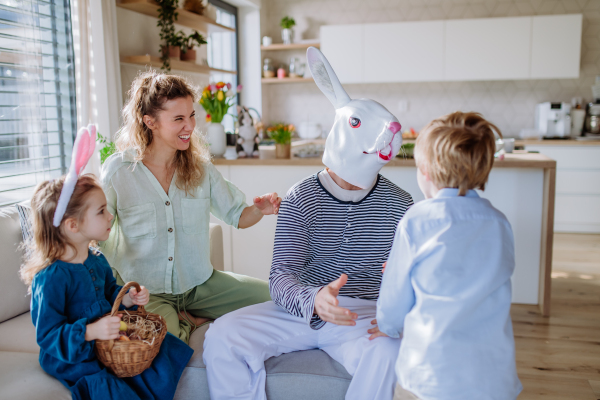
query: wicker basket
94 282 167 378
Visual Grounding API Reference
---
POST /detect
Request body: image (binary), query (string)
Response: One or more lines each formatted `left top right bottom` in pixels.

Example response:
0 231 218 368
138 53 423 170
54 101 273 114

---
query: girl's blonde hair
415 111 501 196
117 70 210 195
20 174 102 292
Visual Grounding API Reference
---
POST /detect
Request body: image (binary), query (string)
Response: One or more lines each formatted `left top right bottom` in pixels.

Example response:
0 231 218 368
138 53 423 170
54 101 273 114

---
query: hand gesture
382 262 387 273
314 274 358 326
253 192 282 215
85 314 122 341
367 319 389 341
128 285 149 306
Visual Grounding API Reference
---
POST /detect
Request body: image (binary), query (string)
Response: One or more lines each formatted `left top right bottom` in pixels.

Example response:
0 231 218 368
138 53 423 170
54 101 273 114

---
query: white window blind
0 0 77 207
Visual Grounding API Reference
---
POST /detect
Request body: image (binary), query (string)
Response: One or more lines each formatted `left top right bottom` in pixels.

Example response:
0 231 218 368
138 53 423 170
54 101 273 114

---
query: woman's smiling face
145 96 196 152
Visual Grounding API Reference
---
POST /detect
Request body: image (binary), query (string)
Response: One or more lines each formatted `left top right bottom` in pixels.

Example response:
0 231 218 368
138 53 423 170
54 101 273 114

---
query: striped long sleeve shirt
269 173 413 329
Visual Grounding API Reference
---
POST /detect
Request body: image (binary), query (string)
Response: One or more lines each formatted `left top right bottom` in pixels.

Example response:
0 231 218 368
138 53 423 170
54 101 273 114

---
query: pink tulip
237 84 243 92
226 82 232 90
210 84 217 91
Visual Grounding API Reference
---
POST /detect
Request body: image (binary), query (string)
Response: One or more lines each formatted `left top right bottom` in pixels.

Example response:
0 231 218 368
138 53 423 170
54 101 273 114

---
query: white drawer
556 170 600 195
525 146 600 169
555 194 600 225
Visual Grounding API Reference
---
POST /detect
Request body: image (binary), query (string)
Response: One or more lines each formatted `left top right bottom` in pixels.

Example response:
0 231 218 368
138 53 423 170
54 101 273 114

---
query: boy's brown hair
415 111 501 196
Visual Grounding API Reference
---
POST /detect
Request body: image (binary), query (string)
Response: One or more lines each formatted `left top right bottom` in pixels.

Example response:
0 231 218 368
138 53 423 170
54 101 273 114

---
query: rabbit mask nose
388 122 401 134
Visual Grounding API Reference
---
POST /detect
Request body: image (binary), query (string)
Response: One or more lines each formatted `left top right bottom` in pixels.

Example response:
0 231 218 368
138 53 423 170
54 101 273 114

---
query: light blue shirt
377 188 522 400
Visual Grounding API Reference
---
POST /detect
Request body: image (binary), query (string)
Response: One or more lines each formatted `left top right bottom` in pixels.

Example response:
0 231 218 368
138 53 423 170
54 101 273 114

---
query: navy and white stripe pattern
269 172 413 329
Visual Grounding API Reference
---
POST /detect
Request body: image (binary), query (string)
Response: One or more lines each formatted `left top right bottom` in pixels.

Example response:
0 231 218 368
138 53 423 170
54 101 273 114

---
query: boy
370 112 522 400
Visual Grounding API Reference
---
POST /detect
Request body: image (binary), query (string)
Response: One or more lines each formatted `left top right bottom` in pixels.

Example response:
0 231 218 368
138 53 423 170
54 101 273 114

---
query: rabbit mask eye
349 117 361 128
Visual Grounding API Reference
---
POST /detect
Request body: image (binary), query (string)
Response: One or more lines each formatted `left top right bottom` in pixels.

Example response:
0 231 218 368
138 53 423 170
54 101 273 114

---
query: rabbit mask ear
307 47 351 109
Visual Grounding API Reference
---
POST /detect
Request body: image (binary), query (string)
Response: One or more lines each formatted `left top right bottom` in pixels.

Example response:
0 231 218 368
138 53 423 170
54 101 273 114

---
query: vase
161 45 180 58
275 143 291 159
180 48 196 62
281 28 293 45
207 122 226 157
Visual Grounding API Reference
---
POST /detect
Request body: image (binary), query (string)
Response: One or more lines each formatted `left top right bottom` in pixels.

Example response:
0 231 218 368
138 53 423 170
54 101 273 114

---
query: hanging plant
157 0 179 71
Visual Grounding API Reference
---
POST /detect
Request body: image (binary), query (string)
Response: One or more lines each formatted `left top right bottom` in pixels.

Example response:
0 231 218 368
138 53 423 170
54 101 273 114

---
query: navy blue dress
30 249 193 400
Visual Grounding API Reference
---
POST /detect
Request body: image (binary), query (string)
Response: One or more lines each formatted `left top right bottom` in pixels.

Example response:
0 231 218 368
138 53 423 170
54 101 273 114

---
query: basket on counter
94 282 167 377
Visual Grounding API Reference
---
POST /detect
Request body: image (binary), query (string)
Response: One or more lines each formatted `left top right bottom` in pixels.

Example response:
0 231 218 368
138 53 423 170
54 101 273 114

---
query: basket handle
110 281 146 317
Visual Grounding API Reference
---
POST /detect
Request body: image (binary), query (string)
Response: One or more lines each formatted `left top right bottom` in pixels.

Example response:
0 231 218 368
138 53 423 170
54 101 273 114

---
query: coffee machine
584 102 600 137
535 102 572 139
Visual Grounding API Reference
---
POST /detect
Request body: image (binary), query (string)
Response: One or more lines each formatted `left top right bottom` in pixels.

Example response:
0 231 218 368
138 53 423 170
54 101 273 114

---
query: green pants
117 270 271 344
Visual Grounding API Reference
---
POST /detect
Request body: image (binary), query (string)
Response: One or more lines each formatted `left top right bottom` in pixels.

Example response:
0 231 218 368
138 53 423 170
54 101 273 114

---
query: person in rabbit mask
203 47 414 400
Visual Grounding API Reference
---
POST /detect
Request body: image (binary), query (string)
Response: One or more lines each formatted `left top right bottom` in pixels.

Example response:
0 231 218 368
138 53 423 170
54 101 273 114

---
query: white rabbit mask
307 47 402 189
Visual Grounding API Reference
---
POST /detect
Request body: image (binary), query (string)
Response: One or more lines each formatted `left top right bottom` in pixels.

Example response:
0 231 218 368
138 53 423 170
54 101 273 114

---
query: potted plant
157 0 179 71
199 82 241 157
267 123 294 159
180 31 207 62
97 133 117 164
280 16 295 45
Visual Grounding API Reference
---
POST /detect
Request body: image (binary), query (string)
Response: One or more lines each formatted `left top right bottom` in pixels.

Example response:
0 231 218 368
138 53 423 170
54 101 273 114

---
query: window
0 0 77 207
207 0 238 134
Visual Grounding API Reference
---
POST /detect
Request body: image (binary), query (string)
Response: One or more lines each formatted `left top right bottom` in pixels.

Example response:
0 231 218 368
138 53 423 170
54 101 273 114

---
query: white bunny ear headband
52 124 97 227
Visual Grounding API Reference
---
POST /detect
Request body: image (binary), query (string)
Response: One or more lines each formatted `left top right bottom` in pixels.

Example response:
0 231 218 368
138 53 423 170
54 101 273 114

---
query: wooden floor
513 233 600 399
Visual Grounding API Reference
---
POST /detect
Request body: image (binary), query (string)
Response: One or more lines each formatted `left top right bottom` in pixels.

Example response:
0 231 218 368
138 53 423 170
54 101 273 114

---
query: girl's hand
128 286 149 306
253 192 282 215
85 314 122 341
368 319 389 341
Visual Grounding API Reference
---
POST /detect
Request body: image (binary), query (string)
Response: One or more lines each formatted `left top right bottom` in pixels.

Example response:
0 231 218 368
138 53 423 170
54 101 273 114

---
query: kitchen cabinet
320 14 582 83
523 144 600 233
530 14 582 79
444 17 531 81
363 21 444 83
320 24 364 83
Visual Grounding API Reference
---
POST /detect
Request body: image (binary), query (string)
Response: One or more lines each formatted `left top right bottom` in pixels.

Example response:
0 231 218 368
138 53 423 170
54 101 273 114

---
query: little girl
20 172 193 400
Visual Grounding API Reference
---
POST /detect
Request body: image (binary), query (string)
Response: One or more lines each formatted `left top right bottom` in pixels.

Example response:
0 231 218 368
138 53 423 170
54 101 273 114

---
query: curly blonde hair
117 70 211 195
415 111 501 196
20 175 102 293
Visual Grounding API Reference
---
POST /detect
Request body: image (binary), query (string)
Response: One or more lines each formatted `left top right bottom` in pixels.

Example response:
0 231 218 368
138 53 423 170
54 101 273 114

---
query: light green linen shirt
99 150 248 294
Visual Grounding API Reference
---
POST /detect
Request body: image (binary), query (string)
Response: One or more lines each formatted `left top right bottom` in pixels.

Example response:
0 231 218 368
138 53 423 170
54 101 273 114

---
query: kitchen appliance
584 102 600 137
535 102 571 139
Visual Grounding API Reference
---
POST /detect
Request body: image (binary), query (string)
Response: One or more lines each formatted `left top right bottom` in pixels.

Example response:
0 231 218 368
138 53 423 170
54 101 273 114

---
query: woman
100 71 279 343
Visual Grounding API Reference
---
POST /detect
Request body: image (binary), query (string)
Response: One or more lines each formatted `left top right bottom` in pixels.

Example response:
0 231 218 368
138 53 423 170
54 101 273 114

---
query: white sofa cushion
0 312 38 354
0 351 70 400
0 207 30 323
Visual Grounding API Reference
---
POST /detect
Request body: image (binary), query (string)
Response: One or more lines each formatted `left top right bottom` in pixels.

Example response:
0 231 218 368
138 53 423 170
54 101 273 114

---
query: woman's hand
85 314 122 341
368 319 389 341
253 192 281 215
238 192 282 229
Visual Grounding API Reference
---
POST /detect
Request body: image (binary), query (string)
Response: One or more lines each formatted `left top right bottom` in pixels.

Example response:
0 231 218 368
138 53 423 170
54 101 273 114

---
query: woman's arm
238 193 282 229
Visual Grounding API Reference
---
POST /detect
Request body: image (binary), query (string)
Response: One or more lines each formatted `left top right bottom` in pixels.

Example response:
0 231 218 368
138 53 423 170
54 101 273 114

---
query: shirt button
92 277 96 281
168 257 173 261
165 201 171 206
89 269 94 273
168 228 173 233
95 287 99 291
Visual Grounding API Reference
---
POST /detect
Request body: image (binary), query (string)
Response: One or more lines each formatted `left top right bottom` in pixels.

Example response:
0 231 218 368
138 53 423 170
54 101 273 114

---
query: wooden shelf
117 0 235 34
121 55 236 75
260 43 320 51
262 77 313 84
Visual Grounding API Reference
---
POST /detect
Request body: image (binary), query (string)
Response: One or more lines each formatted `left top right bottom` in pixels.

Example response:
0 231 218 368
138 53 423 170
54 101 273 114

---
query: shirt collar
435 188 480 199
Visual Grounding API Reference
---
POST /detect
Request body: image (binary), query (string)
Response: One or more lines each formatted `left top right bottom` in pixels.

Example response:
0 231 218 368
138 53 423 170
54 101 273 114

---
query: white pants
203 297 400 400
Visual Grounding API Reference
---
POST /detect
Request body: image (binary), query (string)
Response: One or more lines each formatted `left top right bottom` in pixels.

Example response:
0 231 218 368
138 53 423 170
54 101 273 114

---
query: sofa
0 206 351 400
